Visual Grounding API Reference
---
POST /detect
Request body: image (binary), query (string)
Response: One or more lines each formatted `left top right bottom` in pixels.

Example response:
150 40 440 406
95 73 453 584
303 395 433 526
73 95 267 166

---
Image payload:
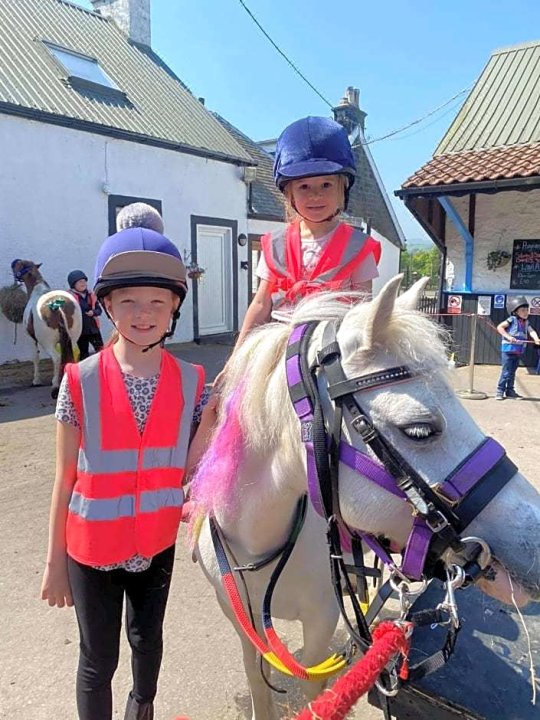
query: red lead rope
293 621 411 720
174 622 411 720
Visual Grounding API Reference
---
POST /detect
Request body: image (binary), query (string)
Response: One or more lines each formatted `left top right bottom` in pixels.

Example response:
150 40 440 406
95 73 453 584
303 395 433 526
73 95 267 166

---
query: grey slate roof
436 40 540 155
348 140 404 248
213 114 285 221
0 0 251 164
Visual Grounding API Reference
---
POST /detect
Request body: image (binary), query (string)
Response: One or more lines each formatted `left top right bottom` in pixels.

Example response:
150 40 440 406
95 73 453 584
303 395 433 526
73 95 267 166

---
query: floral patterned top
56 369 208 573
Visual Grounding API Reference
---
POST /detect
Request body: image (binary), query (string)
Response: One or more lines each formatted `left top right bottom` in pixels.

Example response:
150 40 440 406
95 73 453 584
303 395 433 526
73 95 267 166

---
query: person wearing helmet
235 116 381 348
41 227 210 720
67 269 104 360
495 296 540 399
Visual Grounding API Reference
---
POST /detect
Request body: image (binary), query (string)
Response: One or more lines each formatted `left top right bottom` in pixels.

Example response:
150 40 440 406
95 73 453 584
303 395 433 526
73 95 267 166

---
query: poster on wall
529 296 540 316
477 296 492 315
510 239 540 290
447 295 462 314
493 294 506 309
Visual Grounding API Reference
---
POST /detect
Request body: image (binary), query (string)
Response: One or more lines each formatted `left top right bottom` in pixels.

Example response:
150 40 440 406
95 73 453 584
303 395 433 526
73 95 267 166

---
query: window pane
48 45 116 89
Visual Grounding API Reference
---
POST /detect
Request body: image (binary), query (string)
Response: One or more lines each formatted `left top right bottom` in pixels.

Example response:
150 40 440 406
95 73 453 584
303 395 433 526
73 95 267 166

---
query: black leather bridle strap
316 323 463 554
296 323 373 648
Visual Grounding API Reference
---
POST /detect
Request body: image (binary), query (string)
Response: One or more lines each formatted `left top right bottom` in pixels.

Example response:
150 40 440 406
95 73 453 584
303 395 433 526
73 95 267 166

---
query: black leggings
67 546 175 720
77 333 104 361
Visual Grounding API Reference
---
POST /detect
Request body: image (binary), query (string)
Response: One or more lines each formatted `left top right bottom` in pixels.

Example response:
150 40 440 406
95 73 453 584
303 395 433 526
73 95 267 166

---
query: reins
209 496 350 680
209 313 518 700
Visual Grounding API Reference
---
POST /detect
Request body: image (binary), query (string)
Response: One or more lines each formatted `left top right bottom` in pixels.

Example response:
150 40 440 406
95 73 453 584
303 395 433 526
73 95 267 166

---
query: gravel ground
0 349 538 720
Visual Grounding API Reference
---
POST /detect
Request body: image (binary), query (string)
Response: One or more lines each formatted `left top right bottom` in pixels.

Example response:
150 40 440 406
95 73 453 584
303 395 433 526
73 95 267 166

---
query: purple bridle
286 321 517 582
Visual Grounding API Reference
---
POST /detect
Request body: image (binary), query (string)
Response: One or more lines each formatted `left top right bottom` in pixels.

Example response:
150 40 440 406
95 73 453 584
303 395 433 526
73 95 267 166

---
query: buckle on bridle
351 415 377 442
432 483 460 507
426 510 450 533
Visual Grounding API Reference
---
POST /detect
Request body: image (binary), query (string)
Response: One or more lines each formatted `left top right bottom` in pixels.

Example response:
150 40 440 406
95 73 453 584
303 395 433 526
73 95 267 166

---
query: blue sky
76 0 540 244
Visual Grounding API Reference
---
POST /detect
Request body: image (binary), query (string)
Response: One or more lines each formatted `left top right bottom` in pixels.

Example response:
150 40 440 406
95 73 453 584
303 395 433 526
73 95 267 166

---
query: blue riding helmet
94 227 188 302
273 116 356 192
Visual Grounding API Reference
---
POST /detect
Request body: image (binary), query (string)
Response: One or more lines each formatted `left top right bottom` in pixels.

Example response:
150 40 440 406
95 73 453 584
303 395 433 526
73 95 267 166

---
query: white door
196 224 233 336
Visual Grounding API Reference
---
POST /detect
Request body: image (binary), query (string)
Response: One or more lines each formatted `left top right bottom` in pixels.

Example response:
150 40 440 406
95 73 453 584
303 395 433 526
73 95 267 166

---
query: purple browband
286 323 509 581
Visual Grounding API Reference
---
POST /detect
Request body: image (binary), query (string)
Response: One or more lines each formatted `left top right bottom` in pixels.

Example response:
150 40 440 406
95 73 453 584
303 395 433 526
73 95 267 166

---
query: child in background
236 116 381 345
41 227 209 720
496 296 540 399
68 270 104 360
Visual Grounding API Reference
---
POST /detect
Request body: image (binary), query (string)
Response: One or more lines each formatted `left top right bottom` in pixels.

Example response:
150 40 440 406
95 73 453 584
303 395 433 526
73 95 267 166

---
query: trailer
368 580 539 719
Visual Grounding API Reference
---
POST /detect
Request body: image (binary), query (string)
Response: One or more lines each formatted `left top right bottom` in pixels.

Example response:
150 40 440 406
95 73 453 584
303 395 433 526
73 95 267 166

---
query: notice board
510 239 540 290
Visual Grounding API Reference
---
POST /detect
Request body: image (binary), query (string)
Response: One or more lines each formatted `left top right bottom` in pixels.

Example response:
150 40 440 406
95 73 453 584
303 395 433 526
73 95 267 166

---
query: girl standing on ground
40 227 211 720
496 296 540 399
237 115 381 345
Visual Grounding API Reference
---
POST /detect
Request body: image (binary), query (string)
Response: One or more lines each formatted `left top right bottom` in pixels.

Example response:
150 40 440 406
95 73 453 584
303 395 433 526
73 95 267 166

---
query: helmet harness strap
103 306 181 353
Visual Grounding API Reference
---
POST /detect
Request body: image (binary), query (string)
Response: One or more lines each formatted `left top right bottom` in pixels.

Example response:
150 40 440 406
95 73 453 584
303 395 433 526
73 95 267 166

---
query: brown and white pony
11 260 82 398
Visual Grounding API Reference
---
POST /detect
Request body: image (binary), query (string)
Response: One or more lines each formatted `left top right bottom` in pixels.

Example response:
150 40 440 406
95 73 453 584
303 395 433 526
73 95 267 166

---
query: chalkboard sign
510 239 540 290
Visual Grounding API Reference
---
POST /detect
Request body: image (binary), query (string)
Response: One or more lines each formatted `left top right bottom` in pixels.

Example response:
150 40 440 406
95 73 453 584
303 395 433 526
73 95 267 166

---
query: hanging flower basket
487 250 511 271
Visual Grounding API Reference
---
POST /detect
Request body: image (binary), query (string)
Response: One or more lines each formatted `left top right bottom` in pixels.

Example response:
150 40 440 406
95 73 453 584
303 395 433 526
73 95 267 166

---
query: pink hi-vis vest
65 347 204 566
261 221 381 309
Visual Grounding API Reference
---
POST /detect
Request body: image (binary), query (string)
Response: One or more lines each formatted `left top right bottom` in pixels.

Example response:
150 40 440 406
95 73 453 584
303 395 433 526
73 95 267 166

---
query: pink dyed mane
190 385 246 516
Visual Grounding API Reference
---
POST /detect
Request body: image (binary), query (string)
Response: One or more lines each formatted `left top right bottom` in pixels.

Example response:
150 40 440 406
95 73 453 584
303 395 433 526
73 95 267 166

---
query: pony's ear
395 276 430 311
36 263 42 269
358 274 403 349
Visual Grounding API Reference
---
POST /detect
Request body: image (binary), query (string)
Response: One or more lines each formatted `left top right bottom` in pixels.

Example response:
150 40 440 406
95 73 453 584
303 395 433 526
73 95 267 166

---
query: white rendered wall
0 115 248 364
247 218 285 237
444 190 540 293
370 229 401 296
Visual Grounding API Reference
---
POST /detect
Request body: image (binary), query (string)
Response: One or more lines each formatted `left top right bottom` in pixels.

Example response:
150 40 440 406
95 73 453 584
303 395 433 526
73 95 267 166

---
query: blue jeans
497 352 520 394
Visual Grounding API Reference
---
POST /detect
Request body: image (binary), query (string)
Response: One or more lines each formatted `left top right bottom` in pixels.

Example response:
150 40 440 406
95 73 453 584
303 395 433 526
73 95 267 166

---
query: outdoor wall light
238 233 248 247
243 166 257 184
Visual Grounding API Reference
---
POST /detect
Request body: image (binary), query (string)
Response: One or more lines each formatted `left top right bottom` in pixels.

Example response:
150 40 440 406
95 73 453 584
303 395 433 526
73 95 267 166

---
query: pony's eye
400 422 440 441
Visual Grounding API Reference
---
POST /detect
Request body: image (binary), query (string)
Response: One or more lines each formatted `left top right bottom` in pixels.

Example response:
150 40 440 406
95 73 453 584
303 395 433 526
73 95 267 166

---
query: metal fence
416 292 539 370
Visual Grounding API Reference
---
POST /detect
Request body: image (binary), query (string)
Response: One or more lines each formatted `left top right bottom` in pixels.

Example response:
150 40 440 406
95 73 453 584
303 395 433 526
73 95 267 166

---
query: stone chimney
333 86 367 135
91 0 151 47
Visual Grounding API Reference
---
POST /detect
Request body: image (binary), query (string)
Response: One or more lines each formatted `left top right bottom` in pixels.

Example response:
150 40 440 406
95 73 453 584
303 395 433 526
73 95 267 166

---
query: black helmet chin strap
105 308 181 353
141 309 180 353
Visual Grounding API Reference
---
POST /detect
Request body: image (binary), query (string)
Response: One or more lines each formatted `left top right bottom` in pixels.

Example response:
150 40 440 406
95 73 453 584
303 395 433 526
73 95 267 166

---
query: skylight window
46 43 118 91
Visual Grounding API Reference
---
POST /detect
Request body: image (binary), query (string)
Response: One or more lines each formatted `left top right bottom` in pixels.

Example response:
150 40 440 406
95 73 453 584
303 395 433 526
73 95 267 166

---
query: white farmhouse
0 0 254 363
0 1 404 367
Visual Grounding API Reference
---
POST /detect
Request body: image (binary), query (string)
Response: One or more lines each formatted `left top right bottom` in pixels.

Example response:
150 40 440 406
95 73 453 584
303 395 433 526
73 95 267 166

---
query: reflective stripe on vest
261 223 380 309
74 356 195 477
69 487 184 520
65 348 203 564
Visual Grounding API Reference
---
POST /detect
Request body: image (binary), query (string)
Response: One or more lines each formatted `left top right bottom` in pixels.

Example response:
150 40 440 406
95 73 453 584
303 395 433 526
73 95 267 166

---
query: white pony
12 259 82 397
192 276 540 720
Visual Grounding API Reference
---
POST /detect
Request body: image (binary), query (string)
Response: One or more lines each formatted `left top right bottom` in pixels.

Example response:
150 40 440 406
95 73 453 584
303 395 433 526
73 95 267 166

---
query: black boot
124 692 154 720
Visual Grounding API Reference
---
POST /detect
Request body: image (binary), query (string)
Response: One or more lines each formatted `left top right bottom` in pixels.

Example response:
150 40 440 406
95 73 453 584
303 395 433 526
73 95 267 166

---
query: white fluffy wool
116 203 164 234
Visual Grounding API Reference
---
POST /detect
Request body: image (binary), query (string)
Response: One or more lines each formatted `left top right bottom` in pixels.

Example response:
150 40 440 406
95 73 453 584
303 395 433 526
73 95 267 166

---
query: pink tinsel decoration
190 385 245 517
